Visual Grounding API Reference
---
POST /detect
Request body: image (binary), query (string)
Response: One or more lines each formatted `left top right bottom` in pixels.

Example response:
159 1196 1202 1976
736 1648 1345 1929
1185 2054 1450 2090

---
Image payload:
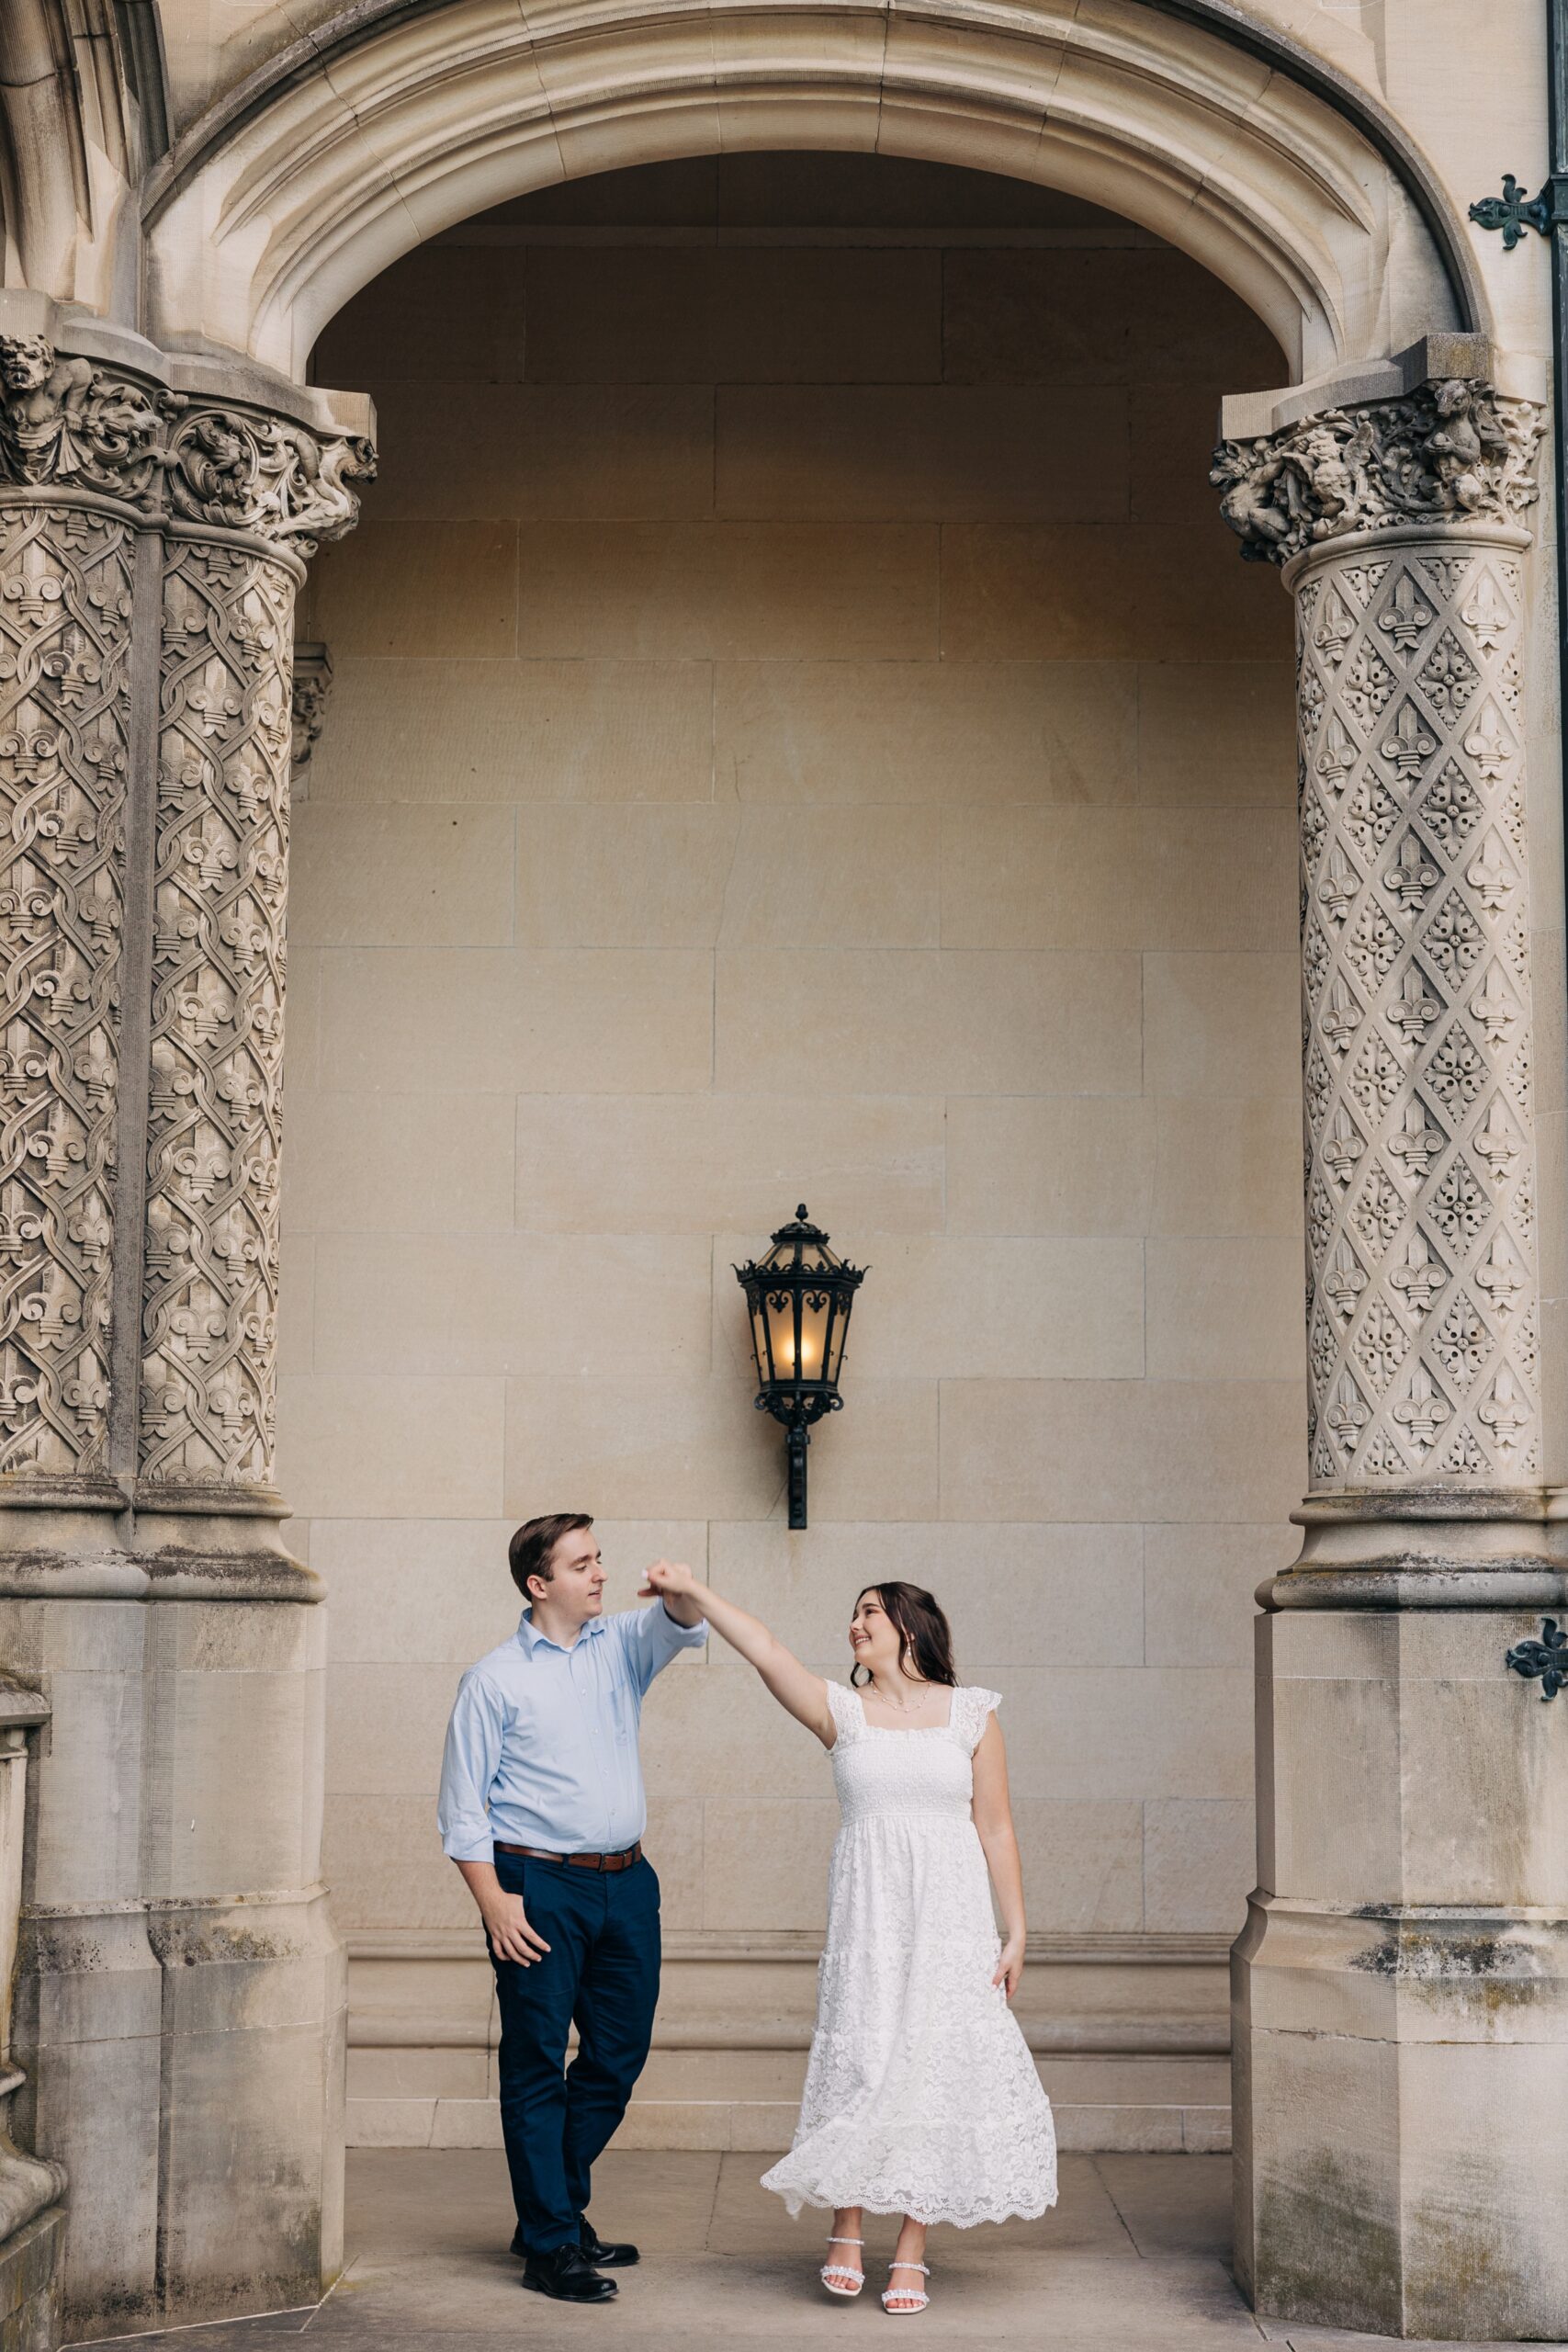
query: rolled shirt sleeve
616 1599 708 1695
437 1669 506 1861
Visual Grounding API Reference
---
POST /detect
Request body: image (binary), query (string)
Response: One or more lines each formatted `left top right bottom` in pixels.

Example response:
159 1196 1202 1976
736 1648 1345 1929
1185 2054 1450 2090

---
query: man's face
531 1529 605 1624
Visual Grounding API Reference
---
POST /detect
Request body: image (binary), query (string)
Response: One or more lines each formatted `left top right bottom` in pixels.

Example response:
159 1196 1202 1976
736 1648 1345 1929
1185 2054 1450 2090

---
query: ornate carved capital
1212 379 1543 564
0 337 376 555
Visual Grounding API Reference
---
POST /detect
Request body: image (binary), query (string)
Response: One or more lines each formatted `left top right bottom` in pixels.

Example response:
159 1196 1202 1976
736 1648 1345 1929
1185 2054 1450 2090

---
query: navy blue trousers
489 1849 660 2254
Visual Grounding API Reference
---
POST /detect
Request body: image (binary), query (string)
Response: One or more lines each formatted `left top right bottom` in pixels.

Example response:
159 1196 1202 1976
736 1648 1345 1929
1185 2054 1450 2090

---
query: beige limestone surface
288 150 1301 2146
89 2145 1541 2350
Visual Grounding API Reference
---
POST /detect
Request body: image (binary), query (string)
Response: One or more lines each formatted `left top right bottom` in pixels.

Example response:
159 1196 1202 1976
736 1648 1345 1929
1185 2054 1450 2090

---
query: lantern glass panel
764 1291 801 1377
799 1289 833 1381
824 1295 851 1385
747 1296 771 1385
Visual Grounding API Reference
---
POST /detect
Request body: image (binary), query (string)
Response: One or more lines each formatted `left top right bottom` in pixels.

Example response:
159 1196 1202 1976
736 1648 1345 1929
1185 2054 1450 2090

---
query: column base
1235 1894 1568 2339
1240 1568 1568 2339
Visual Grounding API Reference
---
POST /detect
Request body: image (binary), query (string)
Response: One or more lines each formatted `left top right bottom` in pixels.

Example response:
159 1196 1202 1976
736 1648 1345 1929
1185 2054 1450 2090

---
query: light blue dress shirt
437 1602 707 1862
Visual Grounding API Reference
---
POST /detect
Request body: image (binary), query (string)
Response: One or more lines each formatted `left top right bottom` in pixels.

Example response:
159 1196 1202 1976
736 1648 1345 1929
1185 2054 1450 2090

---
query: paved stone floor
83 2150 1550 2351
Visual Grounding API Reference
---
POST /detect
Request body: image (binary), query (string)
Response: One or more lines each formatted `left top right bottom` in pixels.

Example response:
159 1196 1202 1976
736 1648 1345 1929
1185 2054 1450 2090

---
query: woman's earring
850 1661 870 1689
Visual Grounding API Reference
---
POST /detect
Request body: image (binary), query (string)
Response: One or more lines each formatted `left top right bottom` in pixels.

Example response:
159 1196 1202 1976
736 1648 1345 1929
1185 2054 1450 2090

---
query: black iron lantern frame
734 1205 867 1530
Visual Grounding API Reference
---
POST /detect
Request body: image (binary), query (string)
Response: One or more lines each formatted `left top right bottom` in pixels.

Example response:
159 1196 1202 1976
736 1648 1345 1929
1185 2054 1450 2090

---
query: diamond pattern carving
1425 1023 1486 1113
1419 761 1483 852
0 505 127 1483
1342 642 1396 728
138 542 293 1496
1293 537 1540 1487
1416 631 1480 720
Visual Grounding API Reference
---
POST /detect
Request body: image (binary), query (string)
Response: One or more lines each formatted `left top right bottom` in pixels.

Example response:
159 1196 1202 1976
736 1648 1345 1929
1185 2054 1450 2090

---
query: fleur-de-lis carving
1393 1364 1450 1455
181 818 238 892
1387 965 1442 1047
1381 701 1438 784
1322 975 1363 1056
1387 1098 1445 1183
1473 1230 1525 1320
1389 1229 1443 1319
1323 1237 1368 1321
1478 1364 1529 1454
166 1306 227 1363
1324 1104 1365 1187
65 1193 112 1270
1383 833 1440 915
1325 1372 1369 1454
1317 843 1359 925
18 1273 82 1351
1315 713 1357 797
0 1210 43 1262
1 575 63 630
1465 832 1514 912
0 1374 40 1430
1460 569 1511 653
1473 1098 1519 1185
1470 964 1517 1050
1313 586 1354 666
172 1137 232 1204
1462 702 1511 782
25 1104 83 1184
1376 571 1434 655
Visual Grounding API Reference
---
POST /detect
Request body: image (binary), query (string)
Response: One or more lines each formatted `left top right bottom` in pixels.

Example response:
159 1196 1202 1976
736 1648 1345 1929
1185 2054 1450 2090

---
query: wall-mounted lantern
734 1206 867 1531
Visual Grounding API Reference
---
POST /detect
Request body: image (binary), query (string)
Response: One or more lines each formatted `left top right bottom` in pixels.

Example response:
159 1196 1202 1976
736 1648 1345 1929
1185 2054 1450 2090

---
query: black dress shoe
521 2245 618 2301
581 2221 639 2267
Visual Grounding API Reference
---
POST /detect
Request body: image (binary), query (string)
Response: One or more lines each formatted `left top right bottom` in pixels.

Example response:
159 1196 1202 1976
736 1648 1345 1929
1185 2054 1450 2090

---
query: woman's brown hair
852 1582 958 1689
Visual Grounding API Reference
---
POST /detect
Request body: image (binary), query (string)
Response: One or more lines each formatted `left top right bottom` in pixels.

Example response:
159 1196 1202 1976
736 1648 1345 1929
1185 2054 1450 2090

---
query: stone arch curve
142 0 1485 390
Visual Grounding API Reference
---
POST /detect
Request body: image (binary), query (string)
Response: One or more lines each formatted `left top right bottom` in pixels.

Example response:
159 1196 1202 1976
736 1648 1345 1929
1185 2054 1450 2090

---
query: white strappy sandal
820 2234 865 2296
882 2258 930 2314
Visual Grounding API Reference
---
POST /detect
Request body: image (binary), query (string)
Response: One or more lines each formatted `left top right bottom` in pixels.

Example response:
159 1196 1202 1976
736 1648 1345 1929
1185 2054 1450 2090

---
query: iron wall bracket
1506 1617 1568 1697
1470 171 1568 246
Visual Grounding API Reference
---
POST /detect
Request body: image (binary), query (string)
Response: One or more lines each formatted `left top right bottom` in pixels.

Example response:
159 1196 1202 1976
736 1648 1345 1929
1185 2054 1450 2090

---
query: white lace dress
761 1680 1057 2227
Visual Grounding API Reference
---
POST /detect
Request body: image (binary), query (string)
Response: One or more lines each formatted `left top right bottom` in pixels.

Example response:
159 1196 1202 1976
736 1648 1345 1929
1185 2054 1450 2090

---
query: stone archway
0 1 1562 2340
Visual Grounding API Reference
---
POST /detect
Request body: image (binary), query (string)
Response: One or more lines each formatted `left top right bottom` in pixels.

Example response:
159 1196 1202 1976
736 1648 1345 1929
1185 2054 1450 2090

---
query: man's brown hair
509 1513 594 1599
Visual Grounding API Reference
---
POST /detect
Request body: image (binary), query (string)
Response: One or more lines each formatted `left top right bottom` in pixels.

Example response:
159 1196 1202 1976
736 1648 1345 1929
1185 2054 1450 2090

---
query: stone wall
288 150 1298 2149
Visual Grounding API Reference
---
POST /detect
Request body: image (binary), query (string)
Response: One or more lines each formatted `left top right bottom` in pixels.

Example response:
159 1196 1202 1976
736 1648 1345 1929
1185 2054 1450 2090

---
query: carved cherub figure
1211 439 1300 554
0 335 161 489
1423 379 1507 513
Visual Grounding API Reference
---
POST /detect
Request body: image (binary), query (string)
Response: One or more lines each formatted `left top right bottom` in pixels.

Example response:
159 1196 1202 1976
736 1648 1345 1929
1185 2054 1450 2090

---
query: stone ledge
344 2097 1233 2155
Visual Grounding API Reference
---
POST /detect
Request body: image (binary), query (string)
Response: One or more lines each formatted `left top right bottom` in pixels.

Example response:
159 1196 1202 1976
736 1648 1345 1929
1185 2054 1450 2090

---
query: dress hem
761 2185 1060 2230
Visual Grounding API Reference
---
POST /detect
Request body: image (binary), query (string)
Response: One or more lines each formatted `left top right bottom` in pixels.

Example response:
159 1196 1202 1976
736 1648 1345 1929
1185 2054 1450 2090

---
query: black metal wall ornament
734 1206 866 1532
1506 1618 1568 1700
1468 172 1559 248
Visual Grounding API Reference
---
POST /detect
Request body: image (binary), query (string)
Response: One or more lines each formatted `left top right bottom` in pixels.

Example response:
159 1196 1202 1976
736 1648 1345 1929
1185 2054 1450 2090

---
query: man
437 1513 706 2304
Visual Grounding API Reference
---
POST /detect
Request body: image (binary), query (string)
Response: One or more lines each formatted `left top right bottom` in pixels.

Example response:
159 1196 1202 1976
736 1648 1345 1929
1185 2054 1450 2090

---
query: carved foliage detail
0 506 127 1477
1213 380 1542 565
0 337 376 557
139 543 293 1492
1295 542 1539 1486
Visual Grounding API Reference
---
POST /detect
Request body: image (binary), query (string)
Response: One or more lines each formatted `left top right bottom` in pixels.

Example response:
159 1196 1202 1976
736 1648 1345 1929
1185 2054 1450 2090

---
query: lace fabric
760 1681 1058 2229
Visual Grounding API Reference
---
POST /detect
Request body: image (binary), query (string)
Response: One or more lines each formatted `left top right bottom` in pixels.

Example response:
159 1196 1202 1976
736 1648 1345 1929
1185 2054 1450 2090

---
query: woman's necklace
872 1675 931 1714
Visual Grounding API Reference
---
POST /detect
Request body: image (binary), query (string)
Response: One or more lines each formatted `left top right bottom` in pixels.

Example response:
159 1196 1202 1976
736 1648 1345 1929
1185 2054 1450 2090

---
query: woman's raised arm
639 1560 836 1747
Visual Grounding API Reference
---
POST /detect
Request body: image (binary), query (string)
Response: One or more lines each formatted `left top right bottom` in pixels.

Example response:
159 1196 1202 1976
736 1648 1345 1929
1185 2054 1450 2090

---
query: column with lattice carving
1213 375 1568 2340
0 326 374 2339
1297 526 1539 1490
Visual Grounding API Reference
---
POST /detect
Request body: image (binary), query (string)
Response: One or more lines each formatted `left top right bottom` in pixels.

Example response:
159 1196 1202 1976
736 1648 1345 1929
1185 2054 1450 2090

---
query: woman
637 1564 1056 2316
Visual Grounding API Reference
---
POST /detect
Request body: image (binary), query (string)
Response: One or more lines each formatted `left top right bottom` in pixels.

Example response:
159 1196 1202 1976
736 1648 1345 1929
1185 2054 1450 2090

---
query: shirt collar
517 1607 608 1657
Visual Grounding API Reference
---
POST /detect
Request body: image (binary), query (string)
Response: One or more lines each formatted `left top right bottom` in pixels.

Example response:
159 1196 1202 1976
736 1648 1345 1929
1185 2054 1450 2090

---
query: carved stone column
0 315 372 2338
1213 377 1568 2339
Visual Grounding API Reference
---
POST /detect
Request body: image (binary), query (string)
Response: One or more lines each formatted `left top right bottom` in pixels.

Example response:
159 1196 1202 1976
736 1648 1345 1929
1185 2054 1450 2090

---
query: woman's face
849 1589 902 1677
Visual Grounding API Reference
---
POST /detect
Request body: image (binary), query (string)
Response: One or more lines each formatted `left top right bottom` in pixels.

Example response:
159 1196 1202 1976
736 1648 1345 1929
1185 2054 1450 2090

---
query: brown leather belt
495 1840 642 1873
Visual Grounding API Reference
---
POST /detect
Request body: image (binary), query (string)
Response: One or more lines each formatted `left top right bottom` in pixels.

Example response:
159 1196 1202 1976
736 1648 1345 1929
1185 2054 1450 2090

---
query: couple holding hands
436 1512 1057 2315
